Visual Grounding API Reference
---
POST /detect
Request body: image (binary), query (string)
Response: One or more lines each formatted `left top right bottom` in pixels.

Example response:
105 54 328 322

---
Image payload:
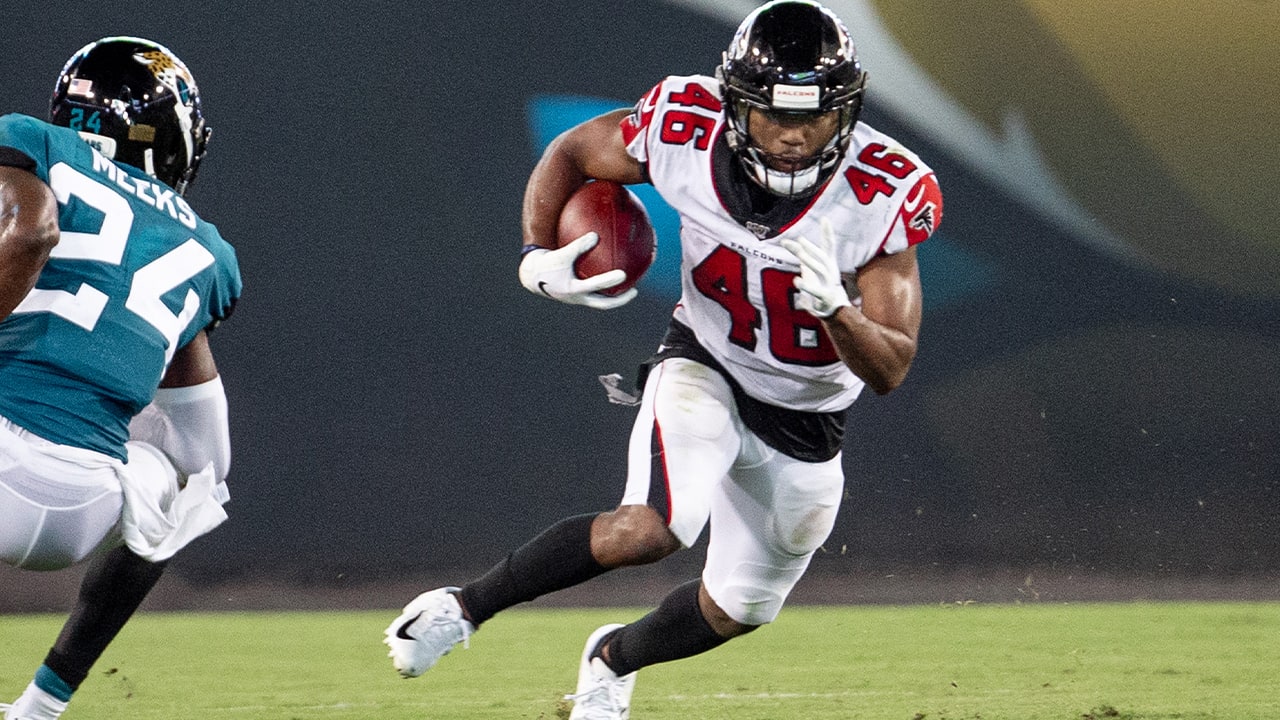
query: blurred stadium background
2 0 1275 610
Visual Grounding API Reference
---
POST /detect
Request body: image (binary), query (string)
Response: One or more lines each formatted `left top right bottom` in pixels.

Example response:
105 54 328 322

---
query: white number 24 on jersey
12 162 214 366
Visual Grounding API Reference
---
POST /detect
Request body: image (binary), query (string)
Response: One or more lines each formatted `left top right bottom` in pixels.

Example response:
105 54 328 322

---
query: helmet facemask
717 0 868 198
723 91 861 197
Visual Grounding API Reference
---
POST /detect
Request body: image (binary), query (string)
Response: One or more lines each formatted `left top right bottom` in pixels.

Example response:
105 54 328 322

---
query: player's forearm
0 169 59 320
0 229 49 320
522 109 646 251
129 375 231 481
822 306 917 394
522 139 589 250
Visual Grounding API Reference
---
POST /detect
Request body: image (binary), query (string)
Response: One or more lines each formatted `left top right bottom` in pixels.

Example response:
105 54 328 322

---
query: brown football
557 180 657 296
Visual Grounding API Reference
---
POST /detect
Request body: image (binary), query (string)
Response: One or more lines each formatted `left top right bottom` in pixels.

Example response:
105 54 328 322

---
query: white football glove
518 232 637 310
779 218 851 319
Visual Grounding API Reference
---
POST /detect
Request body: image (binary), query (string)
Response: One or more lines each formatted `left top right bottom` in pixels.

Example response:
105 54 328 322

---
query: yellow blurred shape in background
1021 0 1279 255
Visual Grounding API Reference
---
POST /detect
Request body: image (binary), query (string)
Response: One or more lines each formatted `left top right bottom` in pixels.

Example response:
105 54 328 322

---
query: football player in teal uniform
0 37 241 720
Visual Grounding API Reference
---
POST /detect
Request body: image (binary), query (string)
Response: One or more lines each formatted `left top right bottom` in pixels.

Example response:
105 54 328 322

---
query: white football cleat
565 623 636 720
1 682 67 720
383 586 475 678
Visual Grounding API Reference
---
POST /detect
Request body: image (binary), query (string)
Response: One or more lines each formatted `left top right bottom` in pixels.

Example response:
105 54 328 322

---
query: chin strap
753 158 821 196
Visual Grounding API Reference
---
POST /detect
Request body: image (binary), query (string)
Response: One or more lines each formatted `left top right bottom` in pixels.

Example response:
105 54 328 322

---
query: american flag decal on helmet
69 78 94 97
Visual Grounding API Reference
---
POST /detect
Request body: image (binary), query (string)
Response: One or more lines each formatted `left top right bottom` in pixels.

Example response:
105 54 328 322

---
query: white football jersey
622 75 942 412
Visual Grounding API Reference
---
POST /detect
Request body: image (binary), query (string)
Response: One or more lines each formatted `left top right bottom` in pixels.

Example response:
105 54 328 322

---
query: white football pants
622 357 845 626
0 415 227 570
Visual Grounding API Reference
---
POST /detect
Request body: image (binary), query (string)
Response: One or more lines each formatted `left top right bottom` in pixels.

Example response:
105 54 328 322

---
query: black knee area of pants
460 513 606 627
44 547 167 689
602 578 727 677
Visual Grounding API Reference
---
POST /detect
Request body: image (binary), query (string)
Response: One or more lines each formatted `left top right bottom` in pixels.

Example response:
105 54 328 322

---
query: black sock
601 579 729 677
459 513 606 627
43 546 167 690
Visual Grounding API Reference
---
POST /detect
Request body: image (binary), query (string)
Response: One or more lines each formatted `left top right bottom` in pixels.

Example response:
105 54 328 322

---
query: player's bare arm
825 246 922 395
159 330 220 388
0 165 59 320
521 108 645 250
517 108 648 309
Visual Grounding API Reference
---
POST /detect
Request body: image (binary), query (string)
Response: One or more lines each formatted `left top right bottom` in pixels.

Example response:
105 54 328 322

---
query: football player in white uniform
386 2 942 717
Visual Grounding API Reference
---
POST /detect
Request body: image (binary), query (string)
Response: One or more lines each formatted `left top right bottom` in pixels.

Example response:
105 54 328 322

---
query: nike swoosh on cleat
395 612 423 640
537 281 553 297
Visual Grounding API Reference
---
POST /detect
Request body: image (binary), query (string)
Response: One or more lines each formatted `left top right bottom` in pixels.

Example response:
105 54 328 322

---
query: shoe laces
437 612 472 650
563 675 627 718
418 596 472 649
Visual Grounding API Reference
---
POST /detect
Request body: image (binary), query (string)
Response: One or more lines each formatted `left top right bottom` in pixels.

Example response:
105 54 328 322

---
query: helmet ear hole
50 36 209 195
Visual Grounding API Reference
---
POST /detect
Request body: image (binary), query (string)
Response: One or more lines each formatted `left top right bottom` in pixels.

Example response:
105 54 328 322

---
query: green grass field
3 602 1277 719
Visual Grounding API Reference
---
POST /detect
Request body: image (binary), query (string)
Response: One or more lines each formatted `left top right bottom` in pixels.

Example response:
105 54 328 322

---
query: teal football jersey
0 113 241 460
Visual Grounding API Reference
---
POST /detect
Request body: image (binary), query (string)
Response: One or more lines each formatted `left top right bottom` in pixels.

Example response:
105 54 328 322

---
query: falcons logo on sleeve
910 204 936 235
902 173 943 246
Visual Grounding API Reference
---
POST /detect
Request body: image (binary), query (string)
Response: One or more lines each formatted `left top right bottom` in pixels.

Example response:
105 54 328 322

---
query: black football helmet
50 37 211 196
716 0 867 197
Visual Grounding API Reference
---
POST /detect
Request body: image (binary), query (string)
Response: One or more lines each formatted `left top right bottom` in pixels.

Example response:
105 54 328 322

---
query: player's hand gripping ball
520 181 656 309
556 180 657 296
